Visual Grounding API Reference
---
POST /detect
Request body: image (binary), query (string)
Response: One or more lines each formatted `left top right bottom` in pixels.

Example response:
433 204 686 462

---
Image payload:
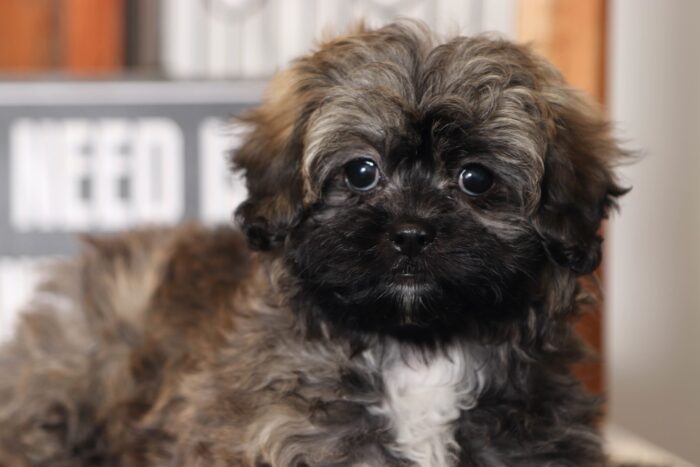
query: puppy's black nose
390 222 436 256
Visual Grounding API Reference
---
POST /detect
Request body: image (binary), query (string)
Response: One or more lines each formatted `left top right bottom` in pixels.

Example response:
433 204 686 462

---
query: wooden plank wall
0 0 56 71
61 0 125 73
518 0 608 395
0 0 124 74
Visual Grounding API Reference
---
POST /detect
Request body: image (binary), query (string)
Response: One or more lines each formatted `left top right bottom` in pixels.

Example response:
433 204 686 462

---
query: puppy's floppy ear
533 77 629 275
232 68 319 251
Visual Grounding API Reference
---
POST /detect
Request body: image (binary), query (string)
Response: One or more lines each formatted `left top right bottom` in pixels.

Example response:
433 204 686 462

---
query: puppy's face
234 23 626 340
286 76 545 337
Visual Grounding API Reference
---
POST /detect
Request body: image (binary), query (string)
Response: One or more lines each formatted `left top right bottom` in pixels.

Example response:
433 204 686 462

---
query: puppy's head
233 22 627 340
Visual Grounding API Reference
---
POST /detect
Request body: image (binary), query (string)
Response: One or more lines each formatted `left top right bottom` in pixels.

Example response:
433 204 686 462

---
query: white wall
607 0 700 463
160 0 517 78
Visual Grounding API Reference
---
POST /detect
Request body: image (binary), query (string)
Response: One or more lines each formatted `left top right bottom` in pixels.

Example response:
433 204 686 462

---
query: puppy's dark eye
458 164 494 196
344 159 380 192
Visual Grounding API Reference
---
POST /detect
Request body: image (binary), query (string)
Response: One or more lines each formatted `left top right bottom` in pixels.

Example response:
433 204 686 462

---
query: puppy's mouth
394 272 427 283
390 260 431 287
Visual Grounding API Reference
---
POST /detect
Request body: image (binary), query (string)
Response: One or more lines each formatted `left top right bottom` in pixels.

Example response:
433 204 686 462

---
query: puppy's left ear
232 68 320 251
533 82 629 275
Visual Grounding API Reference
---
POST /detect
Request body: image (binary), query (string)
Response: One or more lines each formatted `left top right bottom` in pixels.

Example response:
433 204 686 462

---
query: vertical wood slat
61 0 125 73
518 0 608 395
519 0 606 100
0 0 56 71
124 0 160 71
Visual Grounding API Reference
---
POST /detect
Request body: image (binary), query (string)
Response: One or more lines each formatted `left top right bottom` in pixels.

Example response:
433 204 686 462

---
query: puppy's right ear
232 69 319 251
532 80 629 275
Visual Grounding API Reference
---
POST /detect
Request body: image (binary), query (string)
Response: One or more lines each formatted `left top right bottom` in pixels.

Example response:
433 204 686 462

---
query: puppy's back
0 225 253 466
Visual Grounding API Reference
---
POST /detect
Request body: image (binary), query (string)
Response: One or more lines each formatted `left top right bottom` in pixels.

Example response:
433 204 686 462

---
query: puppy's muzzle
389 221 436 257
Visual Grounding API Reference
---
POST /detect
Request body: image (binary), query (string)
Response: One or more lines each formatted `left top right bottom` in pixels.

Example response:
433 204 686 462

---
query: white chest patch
370 344 486 467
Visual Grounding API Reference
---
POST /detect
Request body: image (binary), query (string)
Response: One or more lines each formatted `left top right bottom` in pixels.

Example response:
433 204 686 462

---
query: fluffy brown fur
0 22 627 466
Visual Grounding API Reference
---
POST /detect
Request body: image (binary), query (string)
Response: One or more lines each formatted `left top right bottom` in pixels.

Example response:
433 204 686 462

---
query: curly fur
0 21 627 466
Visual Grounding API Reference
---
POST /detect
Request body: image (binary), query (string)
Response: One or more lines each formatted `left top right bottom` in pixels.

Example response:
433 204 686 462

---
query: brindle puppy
0 21 627 467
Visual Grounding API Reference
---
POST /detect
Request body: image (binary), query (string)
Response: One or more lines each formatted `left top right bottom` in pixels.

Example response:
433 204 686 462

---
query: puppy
0 21 627 467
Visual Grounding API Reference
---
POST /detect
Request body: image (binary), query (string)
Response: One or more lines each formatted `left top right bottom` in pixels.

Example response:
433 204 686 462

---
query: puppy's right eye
458 163 494 196
344 159 380 192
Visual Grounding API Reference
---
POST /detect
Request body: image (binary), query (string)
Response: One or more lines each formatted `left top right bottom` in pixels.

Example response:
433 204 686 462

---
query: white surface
608 0 700 464
606 425 696 467
0 258 50 342
160 0 208 78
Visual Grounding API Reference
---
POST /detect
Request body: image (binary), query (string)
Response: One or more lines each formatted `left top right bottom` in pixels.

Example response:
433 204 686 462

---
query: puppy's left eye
458 164 494 196
344 159 380 192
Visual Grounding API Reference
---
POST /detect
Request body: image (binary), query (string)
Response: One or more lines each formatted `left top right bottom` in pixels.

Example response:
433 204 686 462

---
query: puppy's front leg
179 404 402 466
238 398 408 467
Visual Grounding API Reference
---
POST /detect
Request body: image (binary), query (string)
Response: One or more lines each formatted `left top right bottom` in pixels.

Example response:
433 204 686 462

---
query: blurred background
0 0 698 464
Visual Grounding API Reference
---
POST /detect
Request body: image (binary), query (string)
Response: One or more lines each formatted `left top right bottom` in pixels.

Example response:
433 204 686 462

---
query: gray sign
0 80 265 258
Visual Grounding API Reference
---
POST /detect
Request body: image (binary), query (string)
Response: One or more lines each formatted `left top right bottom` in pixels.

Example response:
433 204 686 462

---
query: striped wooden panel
0 0 56 71
61 0 125 73
519 0 606 99
160 0 518 78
